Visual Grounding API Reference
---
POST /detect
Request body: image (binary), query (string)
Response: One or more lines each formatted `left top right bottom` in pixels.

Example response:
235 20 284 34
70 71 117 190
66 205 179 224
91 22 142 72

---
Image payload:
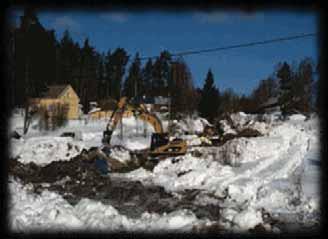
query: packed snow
8 109 320 232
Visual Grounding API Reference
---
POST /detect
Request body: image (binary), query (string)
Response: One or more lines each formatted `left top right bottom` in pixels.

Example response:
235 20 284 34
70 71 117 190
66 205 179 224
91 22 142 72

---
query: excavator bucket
102 130 113 144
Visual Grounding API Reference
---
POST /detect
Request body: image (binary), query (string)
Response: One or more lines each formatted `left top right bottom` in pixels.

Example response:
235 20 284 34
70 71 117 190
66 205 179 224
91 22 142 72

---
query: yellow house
29 84 80 120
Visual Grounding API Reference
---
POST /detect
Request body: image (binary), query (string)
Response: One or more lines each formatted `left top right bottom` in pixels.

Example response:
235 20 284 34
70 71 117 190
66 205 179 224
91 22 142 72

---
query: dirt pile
9 155 112 200
9 156 221 221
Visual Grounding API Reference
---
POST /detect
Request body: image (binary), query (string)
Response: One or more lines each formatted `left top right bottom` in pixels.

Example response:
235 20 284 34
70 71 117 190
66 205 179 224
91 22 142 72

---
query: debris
10 131 21 139
60 132 75 138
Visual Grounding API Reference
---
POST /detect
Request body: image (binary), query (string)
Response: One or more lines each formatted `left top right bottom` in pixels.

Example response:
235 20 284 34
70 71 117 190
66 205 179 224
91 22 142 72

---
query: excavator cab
149 133 187 157
150 133 169 151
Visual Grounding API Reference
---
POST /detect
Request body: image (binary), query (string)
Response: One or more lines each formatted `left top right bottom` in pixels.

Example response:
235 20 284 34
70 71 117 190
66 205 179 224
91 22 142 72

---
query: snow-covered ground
8 110 320 232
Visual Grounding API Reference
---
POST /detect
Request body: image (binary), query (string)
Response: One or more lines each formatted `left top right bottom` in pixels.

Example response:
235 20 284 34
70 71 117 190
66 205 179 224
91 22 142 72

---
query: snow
10 136 85 165
118 113 320 230
88 107 101 114
9 178 208 232
232 208 263 230
8 110 320 232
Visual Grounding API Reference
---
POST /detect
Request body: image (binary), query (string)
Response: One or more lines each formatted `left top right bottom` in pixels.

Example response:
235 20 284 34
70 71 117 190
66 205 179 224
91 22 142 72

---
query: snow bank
10 136 85 165
219 112 274 135
9 179 83 232
122 114 320 231
9 178 209 232
232 208 263 230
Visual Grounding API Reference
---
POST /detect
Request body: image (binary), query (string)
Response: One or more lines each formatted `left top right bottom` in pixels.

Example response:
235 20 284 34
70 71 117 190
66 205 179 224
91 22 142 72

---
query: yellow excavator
102 97 187 158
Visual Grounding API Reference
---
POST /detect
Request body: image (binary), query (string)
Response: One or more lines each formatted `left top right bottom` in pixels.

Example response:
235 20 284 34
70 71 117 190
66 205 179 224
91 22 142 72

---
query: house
258 97 280 113
29 84 80 120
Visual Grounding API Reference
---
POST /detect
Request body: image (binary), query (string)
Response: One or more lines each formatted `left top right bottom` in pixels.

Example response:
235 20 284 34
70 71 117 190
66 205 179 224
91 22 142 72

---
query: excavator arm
103 97 164 144
102 97 187 158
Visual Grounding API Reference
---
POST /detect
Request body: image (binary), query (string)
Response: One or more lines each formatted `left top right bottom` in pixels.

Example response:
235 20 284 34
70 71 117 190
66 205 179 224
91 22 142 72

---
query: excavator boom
102 97 187 158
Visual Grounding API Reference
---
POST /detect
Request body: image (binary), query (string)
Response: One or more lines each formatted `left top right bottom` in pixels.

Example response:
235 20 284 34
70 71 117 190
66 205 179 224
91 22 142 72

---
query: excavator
102 97 187 158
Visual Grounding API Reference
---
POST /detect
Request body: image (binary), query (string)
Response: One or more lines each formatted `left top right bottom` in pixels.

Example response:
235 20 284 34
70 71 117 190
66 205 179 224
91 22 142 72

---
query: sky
9 9 318 95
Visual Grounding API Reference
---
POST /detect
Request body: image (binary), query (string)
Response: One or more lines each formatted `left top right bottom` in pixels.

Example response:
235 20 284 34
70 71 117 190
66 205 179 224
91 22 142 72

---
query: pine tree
123 53 142 98
152 50 171 96
198 69 220 122
79 38 98 112
142 59 153 97
104 50 112 99
170 58 195 115
277 62 293 115
107 48 129 100
293 58 314 114
96 52 105 100
14 7 57 107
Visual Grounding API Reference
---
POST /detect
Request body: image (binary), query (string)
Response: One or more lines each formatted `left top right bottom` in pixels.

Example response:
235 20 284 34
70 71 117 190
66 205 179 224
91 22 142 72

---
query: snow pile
9 178 209 232
10 136 85 165
9 179 83 232
232 208 263 231
121 114 320 231
110 147 131 164
219 112 274 135
170 116 210 135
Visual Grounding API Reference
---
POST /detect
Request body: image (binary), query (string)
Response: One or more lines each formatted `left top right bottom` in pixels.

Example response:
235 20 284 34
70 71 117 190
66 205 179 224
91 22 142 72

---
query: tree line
6 8 318 123
7 9 196 114
198 58 318 123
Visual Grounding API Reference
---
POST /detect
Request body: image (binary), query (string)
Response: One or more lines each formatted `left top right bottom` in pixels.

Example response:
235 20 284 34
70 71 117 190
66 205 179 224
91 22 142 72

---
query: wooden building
29 84 80 119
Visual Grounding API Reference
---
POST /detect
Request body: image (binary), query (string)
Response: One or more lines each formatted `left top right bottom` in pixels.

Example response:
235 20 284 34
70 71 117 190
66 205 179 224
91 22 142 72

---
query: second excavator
102 97 187 158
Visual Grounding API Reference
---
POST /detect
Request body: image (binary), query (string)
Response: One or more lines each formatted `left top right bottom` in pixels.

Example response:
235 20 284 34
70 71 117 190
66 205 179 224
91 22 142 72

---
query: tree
152 50 171 96
141 59 153 97
107 48 129 100
277 62 293 115
251 76 278 111
96 52 106 100
104 50 112 99
169 58 196 115
198 69 220 122
79 38 98 113
219 88 240 114
123 53 142 98
14 7 57 105
292 58 314 114
57 30 81 89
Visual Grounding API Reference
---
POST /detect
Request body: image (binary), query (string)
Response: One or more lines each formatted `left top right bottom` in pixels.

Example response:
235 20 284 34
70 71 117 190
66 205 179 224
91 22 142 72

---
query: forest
6 8 319 123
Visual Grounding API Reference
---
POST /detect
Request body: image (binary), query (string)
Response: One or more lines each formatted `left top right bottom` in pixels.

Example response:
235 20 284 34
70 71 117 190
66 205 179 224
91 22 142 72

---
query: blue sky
9 9 318 95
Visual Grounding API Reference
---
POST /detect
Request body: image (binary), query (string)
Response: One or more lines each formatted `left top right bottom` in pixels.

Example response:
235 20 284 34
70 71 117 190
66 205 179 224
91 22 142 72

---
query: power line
139 32 317 61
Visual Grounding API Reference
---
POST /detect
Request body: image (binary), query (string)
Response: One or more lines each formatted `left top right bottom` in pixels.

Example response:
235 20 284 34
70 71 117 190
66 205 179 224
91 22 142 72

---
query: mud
9 156 221 221
9 155 299 233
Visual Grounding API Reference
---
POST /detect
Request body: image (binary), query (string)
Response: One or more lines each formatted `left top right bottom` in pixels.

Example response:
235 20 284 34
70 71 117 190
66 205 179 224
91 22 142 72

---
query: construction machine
102 97 187 158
